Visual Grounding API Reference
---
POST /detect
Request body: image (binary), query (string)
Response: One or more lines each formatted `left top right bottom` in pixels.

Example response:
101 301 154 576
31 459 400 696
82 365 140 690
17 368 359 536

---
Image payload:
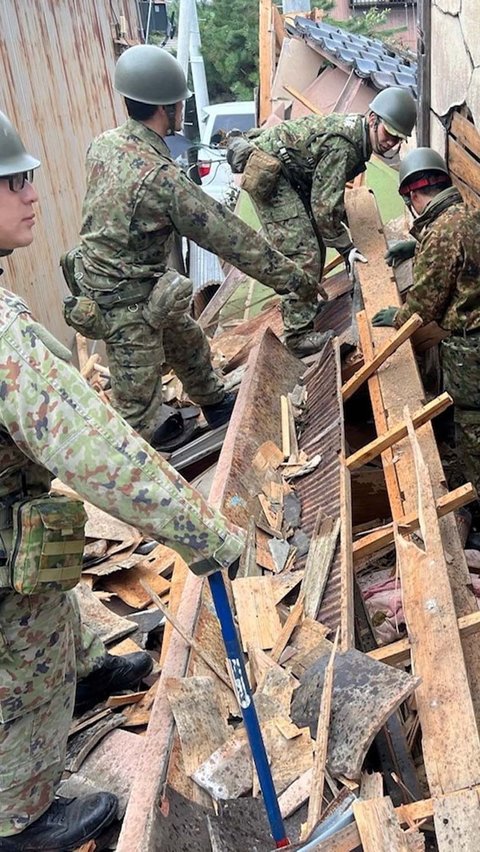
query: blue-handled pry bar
191 558 289 847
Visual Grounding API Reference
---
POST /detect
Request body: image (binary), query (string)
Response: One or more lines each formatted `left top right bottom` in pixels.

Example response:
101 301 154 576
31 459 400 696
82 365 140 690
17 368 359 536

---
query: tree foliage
197 0 259 102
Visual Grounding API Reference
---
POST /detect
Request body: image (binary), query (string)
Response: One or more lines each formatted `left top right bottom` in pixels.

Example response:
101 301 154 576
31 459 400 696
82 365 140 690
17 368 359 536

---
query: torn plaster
467 67 480 128
433 0 461 14
431 4 473 116
460 0 480 68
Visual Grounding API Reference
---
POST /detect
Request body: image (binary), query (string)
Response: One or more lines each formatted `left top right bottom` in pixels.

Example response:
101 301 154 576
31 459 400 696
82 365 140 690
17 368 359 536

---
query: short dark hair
124 98 158 121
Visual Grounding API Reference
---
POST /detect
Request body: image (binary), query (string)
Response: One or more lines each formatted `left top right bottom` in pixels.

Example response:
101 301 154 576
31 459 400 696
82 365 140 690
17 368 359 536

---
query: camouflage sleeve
310 142 356 249
394 227 459 327
0 302 245 569
142 163 305 292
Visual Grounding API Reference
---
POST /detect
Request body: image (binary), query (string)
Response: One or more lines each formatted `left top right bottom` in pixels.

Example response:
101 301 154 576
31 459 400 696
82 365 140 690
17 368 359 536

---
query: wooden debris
268 537 291 573
270 593 304 663
251 439 284 473
143 581 234 694
65 712 125 772
237 515 261 578
102 562 170 609
165 676 231 776
301 514 341 619
278 767 313 818
395 415 480 799
105 691 148 709
280 394 291 460
353 796 415 851
361 771 384 799
433 789 480 851
345 392 453 470
73 581 136 645
122 680 159 728
160 551 188 668
231 576 282 651
306 628 339 834
270 569 304 604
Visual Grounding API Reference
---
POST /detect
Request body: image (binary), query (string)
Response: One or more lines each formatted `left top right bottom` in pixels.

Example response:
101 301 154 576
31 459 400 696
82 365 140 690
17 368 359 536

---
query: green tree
198 0 259 101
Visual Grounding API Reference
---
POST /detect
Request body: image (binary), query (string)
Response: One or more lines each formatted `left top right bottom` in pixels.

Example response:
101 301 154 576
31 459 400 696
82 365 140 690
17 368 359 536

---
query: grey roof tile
288 16 417 94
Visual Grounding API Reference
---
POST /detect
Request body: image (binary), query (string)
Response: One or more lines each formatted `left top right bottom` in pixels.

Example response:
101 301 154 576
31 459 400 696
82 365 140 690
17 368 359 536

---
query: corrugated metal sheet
296 339 343 632
0 0 140 346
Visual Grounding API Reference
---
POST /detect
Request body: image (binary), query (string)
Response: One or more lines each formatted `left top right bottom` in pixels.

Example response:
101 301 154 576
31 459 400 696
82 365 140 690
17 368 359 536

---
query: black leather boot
201 391 237 429
0 793 118 851
286 329 335 357
75 651 153 716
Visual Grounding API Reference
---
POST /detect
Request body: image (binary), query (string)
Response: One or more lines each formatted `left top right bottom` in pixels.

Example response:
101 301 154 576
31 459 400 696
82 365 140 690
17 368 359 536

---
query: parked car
195 101 256 203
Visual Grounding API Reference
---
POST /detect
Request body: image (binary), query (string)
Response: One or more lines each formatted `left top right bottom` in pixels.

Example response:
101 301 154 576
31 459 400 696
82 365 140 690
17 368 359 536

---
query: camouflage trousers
441 333 480 493
103 303 225 441
0 588 105 836
248 174 324 339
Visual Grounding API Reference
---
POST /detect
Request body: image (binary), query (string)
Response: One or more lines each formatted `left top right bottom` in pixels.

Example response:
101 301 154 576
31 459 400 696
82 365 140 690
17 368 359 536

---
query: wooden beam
346 393 453 471
395 415 480 798
449 138 480 197
270 593 304 663
337 341 354 651
271 1 285 49
353 797 411 851
353 482 476 563
450 111 480 159
259 0 275 124
306 630 339 834
342 313 423 401
346 187 480 724
368 610 480 668
283 83 322 116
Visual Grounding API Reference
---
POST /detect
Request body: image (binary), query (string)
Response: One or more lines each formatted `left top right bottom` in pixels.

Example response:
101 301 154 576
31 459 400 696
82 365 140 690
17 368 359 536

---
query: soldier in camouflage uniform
373 147 480 492
64 45 316 450
0 112 245 850
229 88 416 354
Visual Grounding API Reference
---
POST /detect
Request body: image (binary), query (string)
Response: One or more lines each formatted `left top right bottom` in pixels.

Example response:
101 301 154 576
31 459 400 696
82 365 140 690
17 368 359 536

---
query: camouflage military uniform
79 119 309 439
394 187 480 490
0 286 244 835
245 114 371 338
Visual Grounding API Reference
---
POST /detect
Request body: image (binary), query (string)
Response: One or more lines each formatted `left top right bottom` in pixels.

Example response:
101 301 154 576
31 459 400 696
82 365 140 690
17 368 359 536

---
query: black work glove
384 239 416 268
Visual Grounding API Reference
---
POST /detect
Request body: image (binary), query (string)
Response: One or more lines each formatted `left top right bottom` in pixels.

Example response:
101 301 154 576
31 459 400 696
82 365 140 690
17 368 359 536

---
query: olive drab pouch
8 494 87 594
241 148 281 200
63 295 109 339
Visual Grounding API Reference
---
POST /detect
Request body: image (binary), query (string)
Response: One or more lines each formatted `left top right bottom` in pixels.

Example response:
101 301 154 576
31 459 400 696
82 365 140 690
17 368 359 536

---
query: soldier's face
0 175 38 249
373 122 401 154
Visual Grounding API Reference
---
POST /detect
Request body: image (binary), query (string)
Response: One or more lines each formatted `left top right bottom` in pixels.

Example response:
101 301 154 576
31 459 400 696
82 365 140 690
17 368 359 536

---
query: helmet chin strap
164 104 177 136
371 116 402 159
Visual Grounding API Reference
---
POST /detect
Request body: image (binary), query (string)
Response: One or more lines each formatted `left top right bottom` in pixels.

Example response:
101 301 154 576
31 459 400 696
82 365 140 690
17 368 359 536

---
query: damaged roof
286 17 417 97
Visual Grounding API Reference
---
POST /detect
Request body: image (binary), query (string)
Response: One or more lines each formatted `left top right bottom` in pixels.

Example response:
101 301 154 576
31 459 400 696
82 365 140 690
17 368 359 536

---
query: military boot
0 793 118 851
74 651 153 716
286 329 335 357
201 391 237 430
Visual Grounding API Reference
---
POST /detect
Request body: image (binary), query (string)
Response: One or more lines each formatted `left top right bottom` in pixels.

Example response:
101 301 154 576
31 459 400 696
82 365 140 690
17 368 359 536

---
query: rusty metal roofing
296 338 343 632
0 0 140 345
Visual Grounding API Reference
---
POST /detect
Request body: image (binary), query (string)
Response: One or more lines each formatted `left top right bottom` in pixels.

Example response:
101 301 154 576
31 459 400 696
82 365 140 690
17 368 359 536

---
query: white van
196 101 256 202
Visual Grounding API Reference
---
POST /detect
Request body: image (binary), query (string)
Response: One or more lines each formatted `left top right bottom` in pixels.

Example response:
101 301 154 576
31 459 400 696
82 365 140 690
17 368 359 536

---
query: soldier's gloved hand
384 239 416 268
282 270 326 303
372 306 399 327
143 271 193 329
340 245 367 279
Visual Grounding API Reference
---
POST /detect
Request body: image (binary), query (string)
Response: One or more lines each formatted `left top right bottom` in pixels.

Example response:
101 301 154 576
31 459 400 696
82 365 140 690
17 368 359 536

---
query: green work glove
372 307 399 327
384 239 416 268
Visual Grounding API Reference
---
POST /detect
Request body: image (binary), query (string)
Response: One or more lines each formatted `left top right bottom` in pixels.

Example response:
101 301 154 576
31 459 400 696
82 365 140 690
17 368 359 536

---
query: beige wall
0 0 140 346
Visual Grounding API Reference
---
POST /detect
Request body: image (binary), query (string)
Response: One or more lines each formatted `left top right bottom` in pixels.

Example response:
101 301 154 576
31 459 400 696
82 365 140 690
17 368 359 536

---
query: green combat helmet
369 87 417 140
0 111 40 176
398 147 449 194
114 44 192 105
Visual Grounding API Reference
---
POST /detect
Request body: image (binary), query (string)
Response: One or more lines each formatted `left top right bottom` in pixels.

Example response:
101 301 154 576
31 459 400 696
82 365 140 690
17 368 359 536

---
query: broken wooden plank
270 593 304 663
353 797 411 851
278 767 313 819
165 676 230 776
301 515 340 620
433 788 480 851
395 416 480 797
143 581 234 693
353 482 476 563
74 581 136 645
368 609 480 667
280 394 291 460
306 629 339 833
346 392 453 471
342 313 423 401
347 187 480 722
231 576 282 651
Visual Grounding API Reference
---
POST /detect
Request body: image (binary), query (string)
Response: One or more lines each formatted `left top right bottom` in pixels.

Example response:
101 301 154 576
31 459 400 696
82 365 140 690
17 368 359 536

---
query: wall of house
428 0 480 205
0 0 141 345
331 0 417 50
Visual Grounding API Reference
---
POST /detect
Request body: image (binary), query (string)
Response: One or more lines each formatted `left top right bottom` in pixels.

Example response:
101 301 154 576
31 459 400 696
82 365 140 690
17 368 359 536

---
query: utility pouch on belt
63 295 109 339
8 494 87 594
241 148 281 200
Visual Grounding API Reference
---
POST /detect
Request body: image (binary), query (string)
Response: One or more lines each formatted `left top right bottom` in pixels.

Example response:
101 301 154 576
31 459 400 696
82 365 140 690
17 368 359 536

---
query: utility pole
177 0 210 135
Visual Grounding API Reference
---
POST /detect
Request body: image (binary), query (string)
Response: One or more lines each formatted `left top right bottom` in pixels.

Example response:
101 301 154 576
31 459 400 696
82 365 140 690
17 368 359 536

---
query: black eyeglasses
2 171 34 192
